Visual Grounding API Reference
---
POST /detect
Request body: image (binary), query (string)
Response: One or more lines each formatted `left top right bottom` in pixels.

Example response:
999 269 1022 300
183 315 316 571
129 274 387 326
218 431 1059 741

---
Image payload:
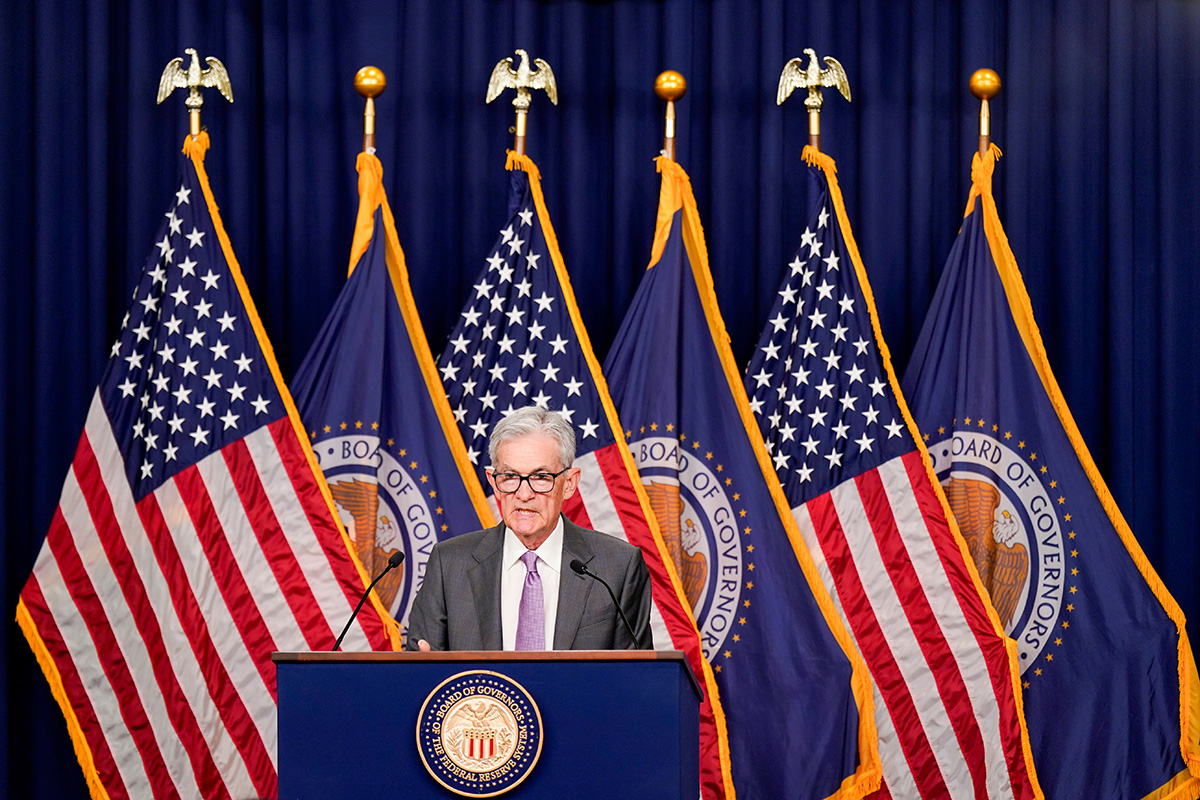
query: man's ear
484 468 498 494
560 466 581 499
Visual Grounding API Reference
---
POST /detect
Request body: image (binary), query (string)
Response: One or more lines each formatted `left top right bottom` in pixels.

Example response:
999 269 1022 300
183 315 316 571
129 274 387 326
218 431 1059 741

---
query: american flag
16 135 395 800
436 152 732 800
745 148 1039 800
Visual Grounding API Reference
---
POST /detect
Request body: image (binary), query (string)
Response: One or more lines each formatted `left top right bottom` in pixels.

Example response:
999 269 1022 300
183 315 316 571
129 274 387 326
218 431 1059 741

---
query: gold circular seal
416 670 544 797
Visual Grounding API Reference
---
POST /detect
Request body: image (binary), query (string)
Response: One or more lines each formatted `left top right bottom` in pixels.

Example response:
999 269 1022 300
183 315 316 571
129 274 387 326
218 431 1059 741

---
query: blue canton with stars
744 166 911 505
99 156 283 501
437 167 613 478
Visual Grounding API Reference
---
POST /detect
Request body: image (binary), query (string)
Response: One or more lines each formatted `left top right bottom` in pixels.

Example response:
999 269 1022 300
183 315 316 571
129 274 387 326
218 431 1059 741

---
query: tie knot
520 550 540 573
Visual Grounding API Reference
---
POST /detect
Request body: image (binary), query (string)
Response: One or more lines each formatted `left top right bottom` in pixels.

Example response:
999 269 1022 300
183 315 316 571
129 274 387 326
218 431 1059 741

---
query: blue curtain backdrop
2 1 1197 796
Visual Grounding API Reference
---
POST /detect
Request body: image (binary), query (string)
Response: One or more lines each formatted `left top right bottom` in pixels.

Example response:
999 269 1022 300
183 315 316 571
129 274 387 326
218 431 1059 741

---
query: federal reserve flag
15 134 396 800
436 152 734 800
902 145 1200 800
745 146 1041 800
290 152 493 634
604 156 880 800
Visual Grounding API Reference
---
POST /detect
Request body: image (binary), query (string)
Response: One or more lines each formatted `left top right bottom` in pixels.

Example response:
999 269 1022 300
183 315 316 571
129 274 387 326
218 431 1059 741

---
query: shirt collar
503 516 564 575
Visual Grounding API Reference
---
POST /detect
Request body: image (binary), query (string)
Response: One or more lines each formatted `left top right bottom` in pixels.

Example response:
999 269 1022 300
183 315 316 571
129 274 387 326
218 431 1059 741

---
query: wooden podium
273 650 701 798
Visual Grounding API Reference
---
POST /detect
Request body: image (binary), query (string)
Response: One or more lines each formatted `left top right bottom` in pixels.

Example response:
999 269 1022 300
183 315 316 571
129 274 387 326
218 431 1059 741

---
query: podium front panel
275 651 699 799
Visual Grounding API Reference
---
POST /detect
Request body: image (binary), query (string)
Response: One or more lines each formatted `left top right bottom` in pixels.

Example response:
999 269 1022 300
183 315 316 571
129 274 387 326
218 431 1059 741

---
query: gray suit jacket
405 517 653 651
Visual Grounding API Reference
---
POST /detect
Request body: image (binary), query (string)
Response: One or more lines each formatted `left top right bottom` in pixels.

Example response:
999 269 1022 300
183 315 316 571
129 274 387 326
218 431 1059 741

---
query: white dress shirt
500 518 563 650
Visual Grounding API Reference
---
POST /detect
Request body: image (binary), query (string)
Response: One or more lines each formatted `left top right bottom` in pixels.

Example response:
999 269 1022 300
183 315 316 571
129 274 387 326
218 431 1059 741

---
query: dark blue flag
605 157 880 800
291 153 493 636
902 146 1200 800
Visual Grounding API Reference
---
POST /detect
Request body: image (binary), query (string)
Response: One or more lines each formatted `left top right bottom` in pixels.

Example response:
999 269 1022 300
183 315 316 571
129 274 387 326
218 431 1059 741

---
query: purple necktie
514 550 545 650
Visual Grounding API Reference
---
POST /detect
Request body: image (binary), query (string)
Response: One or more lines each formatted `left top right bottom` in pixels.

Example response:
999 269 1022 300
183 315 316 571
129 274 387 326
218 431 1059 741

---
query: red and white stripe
20 393 390 799
793 449 1031 800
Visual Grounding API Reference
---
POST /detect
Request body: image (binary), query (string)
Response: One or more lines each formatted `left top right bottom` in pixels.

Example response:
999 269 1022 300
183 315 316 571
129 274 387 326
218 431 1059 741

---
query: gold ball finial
354 66 387 99
655 71 687 102
969 69 1001 100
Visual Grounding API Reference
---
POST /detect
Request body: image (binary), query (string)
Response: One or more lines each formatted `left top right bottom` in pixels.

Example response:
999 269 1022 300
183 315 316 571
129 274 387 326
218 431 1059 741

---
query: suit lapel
468 524 505 651
553 518 596 650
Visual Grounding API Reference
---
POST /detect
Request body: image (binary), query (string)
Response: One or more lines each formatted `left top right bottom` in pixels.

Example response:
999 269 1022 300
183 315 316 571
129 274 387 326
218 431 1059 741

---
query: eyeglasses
490 468 570 494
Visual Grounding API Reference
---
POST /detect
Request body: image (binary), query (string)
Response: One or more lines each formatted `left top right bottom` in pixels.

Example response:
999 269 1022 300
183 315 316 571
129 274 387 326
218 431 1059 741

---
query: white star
534 292 554 313
497 265 514 284
767 411 782 429
818 207 829 228
190 425 210 446
226 382 246 403
489 295 505 313
449 335 470 353
140 460 154 479
110 340 121 357
830 323 848 342
500 225 514 242
518 209 534 226
816 380 835 399
185 227 205 248
846 364 865 385
179 356 199 377
487 252 505 272
497 335 516 354
832 421 850 440
166 315 185 336
118 378 137 397
788 256 804 276
799 228 816 251
219 410 240 430
839 395 859 412
516 349 536 368
531 391 551 409
453 405 467 423
144 431 159 449
185 328 205 348
466 447 479 464
784 395 803 415
201 270 220 290
540 363 560 382
209 341 229 361
776 384 788 400
862 406 881 425
440 362 460 382
482 323 496 341
461 378 477 396
778 285 797 305
251 395 271 415
234 353 253 373
506 236 525 254
527 321 545 340
579 419 599 439
139 294 159 314
824 253 840 271
462 307 482 327
761 341 781 361
748 396 764 415
769 313 788 333
822 350 842 371
124 351 144 370
773 451 790 470
853 337 871 355
839 295 855 315
509 376 529 396
752 368 772 388
197 398 216 418
549 335 569 354
179 256 197 277
564 377 583 397
800 266 815 287
792 365 811 385
525 252 541 270
825 449 843 467
516 278 532 298
163 443 178 463
505 307 526 327
855 433 875 453
885 419 905 439
132 420 145 439
488 364 507 383
816 281 835 301
869 377 887 397
156 236 172 257
166 210 182 235
469 419 489 439
558 407 575 423
797 463 814 483
807 309 826 329
167 413 185 434
808 408 828 427
194 298 212 318
175 185 191 205
778 422 797 442
151 374 170 394
806 237 823 258
479 392 497 411
169 285 190 306
203 368 222 389
132 322 151 341
474 279 493 299
801 436 819 455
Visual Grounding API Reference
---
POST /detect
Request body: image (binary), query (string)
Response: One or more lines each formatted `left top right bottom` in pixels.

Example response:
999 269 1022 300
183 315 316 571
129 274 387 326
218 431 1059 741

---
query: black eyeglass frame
488 467 572 494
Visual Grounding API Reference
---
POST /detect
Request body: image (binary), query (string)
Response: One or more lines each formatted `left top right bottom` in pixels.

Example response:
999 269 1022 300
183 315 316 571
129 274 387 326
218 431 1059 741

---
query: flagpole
156 49 234 139
355 66 387 154
486 50 558 157
654 71 686 161
969 69 1001 155
776 49 851 155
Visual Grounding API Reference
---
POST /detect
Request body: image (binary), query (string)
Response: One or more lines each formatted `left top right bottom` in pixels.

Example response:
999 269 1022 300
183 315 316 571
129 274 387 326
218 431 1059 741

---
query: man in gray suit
407 406 653 651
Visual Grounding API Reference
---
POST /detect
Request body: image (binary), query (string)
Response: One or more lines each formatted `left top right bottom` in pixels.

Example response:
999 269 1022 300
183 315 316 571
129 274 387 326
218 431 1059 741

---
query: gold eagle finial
777 48 851 109
157 49 234 136
486 49 558 108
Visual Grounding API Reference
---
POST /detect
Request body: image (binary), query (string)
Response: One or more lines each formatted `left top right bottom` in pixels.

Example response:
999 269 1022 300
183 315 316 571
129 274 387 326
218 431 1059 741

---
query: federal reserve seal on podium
416 670 544 797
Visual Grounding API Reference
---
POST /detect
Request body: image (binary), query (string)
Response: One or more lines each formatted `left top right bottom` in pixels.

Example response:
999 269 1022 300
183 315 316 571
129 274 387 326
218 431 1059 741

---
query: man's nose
514 479 537 500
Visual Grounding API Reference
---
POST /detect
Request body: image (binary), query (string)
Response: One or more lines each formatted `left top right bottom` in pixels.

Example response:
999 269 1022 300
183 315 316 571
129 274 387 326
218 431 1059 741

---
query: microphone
569 558 640 649
333 550 404 651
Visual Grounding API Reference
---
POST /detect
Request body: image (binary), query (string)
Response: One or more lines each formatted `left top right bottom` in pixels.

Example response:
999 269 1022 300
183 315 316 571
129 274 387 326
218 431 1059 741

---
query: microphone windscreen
569 558 586 575
388 550 406 569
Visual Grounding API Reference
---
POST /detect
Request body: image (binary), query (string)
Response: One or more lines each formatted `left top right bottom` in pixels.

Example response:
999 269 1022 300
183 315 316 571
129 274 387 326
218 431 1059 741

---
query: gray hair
487 406 576 470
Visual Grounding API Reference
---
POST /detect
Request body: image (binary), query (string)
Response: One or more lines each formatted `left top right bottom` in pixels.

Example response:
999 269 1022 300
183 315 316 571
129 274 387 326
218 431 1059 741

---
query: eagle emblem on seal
645 481 708 611
946 478 1029 629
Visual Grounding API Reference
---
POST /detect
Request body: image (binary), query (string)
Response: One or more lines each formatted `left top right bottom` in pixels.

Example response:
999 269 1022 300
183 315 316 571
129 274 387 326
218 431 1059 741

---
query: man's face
486 433 579 549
